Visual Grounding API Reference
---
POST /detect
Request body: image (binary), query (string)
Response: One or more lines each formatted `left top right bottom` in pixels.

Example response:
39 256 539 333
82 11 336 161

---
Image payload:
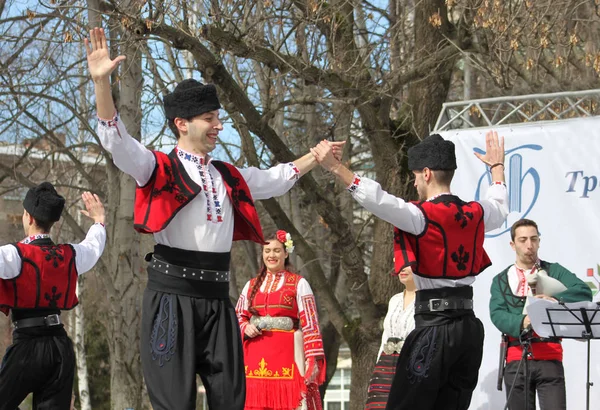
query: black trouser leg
504 360 536 410
433 316 484 410
195 298 245 410
33 336 75 410
386 314 484 410
0 335 74 410
535 361 566 410
0 343 31 410
141 289 246 410
141 290 198 410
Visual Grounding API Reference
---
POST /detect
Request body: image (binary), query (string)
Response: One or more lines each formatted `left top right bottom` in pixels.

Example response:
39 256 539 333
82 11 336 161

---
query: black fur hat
163 79 221 120
407 134 457 171
23 182 65 222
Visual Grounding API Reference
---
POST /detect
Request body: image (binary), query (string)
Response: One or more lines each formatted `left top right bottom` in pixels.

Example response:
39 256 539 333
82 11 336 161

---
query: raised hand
80 192 105 225
474 130 505 167
84 27 126 82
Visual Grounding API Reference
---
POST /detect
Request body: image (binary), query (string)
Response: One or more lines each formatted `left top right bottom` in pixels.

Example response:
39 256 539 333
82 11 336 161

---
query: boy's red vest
0 243 78 315
133 150 265 244
394 195 491 278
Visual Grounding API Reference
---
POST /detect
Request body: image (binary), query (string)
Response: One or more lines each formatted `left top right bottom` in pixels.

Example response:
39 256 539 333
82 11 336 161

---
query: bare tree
2 1 598 409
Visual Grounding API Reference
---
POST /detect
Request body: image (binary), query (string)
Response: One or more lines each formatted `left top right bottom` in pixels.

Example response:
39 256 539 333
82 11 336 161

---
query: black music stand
530 300 600 410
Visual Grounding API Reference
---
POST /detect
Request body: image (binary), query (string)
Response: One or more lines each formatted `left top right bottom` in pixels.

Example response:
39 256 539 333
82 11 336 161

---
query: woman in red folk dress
236 230 326 410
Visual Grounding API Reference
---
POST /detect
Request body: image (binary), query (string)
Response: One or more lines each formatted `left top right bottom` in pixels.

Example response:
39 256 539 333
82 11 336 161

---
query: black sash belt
146 245 232 299
13 314 62 329
415 298 473 313
508 337 561 347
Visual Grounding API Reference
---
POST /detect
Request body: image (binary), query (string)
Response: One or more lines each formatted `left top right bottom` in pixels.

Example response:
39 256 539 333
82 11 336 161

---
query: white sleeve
377 293 402 360
377 323 388 361
236 281 251 313
479 182 510 232
237 163 300 201
97 113 156 187
347 175 425 235
0 244 22 280
296 277 315 312
71 223 107 275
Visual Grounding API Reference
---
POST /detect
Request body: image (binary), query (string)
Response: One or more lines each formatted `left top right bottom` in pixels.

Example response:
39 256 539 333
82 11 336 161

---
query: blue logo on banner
474 144 543 238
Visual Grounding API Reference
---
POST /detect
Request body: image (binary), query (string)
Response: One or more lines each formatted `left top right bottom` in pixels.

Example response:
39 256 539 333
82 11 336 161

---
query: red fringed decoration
304 357 327 386
245 377 306 410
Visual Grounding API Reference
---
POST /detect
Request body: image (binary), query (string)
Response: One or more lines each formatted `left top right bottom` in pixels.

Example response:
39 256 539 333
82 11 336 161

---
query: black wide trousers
0 329 75 410
141 245 245 410
386 287 485 410
141 288 246 410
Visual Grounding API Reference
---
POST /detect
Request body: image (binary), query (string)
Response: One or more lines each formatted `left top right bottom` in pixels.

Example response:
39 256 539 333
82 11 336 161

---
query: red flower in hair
276 230 287 243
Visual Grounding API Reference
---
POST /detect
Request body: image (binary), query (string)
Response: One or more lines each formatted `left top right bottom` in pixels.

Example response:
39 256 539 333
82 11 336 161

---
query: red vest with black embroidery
393 196 491 278
133 150 265 244
0 243 78 315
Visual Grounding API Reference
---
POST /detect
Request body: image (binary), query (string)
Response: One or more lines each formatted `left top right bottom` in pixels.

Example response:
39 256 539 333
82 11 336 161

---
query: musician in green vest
490 218 592 410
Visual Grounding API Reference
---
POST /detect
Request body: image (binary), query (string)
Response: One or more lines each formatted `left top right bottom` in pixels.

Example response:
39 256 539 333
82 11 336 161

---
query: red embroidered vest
133 150 265 244
0 243 78 315
394 195 491 279
250 272 301 315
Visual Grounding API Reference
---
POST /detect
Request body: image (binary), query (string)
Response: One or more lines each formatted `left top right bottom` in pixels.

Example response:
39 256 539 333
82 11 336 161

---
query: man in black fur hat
0 184 106 409
312 131 509 410
86 27 343 409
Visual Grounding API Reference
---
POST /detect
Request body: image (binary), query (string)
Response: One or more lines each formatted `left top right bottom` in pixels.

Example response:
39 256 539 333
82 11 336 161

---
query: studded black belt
415 298 473 313
149 255 230 282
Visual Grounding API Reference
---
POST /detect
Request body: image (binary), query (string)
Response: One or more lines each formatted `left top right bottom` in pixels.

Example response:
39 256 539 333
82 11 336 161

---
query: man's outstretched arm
85 27 125 120
311 131 508 234
310 141 425 235
85 27 155 186
291 141 344 178
239 140 345 200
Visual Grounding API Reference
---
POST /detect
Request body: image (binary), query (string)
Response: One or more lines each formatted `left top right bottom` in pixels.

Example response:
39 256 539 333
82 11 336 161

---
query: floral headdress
276 230 295 254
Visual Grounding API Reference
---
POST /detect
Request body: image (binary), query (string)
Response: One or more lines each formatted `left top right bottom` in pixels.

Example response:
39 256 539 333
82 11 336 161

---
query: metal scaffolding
434 89 600 132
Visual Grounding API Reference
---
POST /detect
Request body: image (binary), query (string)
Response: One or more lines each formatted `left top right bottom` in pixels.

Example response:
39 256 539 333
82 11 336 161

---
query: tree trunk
104 167 145 410
101 13 145 410
348 333 379 410
84 2 145 409
74 281 92 410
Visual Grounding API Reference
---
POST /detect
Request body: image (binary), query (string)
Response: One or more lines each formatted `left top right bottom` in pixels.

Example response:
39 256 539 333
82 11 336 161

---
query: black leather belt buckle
417 297 474 313
428 298 444 312
45 314 61 326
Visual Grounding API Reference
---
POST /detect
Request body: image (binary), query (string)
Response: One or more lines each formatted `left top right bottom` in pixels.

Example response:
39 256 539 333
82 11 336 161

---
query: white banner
440 116 600 410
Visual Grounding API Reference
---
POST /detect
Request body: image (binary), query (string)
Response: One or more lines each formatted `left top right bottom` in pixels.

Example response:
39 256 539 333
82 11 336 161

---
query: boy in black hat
85 27 343 410
312 131 508 410
0 184 106 409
